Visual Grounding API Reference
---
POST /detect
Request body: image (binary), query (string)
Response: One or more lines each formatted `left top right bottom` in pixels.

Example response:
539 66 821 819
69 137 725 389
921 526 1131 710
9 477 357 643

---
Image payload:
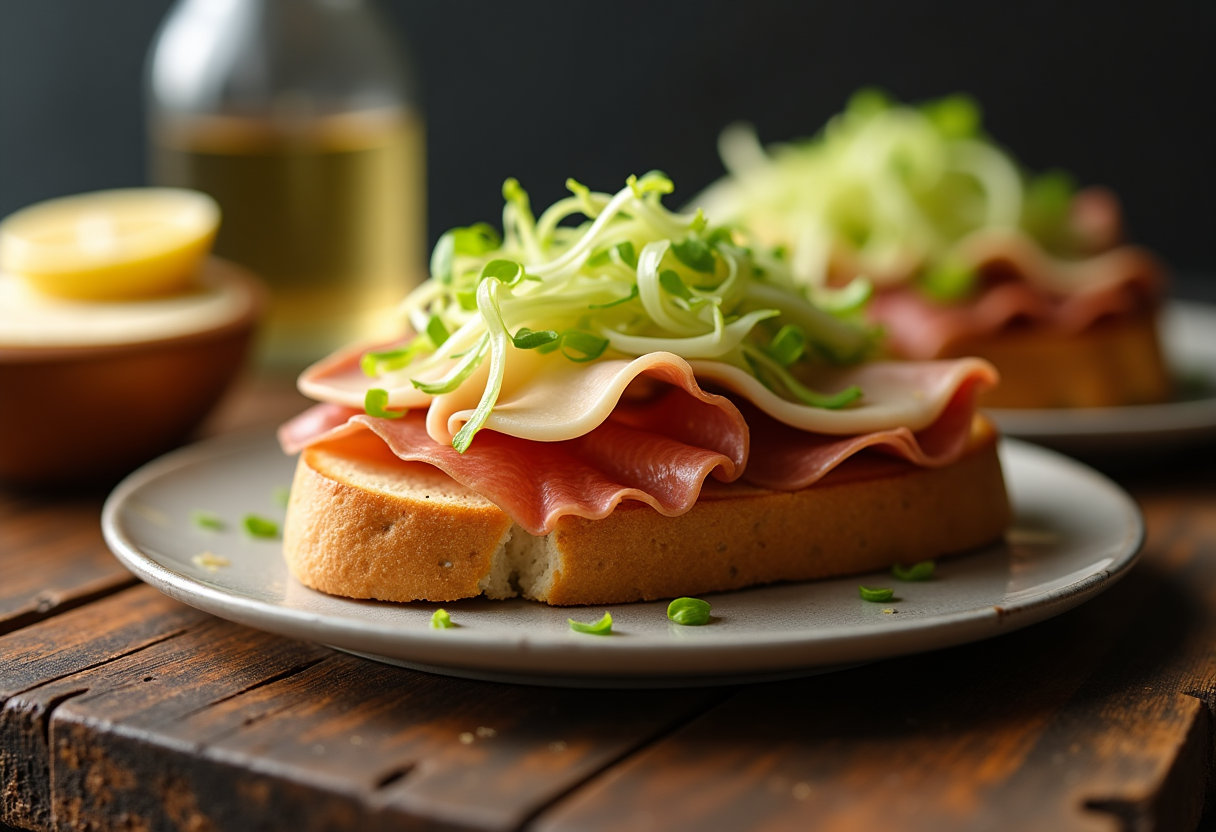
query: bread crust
284 432 514 602
943 312 1170 409
284 420 1010 606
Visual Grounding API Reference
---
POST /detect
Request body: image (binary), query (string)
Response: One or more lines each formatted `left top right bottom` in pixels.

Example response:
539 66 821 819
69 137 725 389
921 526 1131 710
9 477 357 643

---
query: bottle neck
148 0 410 121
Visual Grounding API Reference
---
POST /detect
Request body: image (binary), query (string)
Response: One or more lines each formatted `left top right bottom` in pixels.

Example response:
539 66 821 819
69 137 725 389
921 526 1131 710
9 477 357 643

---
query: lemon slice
0 188 219 300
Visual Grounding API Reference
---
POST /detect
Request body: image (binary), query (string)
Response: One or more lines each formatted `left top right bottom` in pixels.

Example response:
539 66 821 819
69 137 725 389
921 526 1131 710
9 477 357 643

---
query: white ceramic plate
102 433 1143 687
987 301 1216 454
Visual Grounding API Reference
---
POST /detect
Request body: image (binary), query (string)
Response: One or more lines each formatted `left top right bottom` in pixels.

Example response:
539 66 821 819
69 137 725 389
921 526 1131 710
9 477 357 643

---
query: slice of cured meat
280 356 995 535
870 231 1165 360
281 393 743 536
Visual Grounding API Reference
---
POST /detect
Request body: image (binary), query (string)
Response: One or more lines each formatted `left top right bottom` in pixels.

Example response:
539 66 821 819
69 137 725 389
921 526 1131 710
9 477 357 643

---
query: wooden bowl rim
0 257 266 364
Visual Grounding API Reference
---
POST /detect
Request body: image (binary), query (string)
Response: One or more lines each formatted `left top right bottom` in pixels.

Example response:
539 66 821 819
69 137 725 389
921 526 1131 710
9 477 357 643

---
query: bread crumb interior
479 525 559 601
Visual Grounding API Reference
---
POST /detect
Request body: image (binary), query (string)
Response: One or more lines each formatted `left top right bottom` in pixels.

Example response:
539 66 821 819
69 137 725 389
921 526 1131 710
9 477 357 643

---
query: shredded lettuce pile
700 89 1082 301
362 172 876 452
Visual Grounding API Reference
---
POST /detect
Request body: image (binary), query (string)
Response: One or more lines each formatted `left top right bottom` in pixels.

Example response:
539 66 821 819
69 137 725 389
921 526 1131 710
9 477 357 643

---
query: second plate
988 300 1216 454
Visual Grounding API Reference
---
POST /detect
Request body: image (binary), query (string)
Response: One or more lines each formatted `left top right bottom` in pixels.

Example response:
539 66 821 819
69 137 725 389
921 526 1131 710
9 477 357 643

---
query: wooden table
2 376 1214 832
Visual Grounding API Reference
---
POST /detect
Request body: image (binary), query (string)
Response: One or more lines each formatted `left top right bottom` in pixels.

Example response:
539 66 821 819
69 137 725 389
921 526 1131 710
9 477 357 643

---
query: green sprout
667 597 712 626
568 612 613 635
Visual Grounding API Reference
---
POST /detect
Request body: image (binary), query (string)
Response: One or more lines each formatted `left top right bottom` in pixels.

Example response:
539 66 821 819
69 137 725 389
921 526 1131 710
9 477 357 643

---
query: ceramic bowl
0 257 264 485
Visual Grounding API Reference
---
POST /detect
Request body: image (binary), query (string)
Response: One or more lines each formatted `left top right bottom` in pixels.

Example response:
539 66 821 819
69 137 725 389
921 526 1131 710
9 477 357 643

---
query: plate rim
986 299 1216 439
101 431 1145 681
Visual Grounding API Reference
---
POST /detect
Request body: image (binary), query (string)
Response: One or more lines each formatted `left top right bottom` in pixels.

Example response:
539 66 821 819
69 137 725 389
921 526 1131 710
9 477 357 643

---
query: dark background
1 0 1213 292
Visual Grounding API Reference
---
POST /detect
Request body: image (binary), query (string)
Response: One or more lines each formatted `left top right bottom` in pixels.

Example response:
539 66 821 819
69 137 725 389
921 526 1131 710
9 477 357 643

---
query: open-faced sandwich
278 173 1009 605
697 91 1170 409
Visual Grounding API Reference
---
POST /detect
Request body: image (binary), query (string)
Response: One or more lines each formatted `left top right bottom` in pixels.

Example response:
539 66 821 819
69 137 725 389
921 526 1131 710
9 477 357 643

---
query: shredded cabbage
365 173 877 452
698 90 1081 300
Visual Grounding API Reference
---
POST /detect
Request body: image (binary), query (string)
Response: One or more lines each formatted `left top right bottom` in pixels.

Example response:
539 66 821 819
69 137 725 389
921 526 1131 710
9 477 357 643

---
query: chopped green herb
559 330 609 363
919 261 976 302
659 269 693 300
480 258 525 286
512 327 560 350
1026 170 1076 220
671 238 716 273
503 177 531 211
456 289 479 310
565 177 592 202
892 560 935 581
766 325 807 366
426 315 450 348
1023 169 1078 249
667 597 712 626
614 240 638 269
190 510 225 532
272 487 291 509
859 586 894 602
587 249 611 267
364 388 405 419
243 515 279 539
588 240 638 270
568 612 613 635
431 609 454 629
922 93 981 139
564 178 601 218
457 222 502 253
361 341 429 377
627 170 674 197
430 223 501 284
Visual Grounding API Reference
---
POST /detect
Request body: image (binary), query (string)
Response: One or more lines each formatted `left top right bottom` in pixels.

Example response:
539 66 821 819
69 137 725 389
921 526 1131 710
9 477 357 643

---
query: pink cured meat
280 384 746 536
280 362 994 536
739 368 986 490
870 243 1164 360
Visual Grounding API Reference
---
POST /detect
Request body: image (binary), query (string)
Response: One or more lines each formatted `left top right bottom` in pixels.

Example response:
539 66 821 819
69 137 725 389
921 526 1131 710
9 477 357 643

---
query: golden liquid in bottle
151 108 425 373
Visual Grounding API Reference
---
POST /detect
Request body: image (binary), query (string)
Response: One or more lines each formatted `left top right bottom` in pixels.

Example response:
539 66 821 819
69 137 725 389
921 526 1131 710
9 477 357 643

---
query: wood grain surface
534 487 1216 832
0 376 1212 832
0 491 136 637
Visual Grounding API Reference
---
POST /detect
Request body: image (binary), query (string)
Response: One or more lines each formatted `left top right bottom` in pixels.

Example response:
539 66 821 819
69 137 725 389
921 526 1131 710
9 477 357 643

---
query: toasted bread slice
944 313 1170 409
283 418 1010 606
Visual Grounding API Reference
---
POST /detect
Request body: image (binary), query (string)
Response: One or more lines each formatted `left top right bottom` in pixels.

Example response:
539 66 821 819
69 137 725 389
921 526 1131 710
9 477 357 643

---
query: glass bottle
146 0 424 373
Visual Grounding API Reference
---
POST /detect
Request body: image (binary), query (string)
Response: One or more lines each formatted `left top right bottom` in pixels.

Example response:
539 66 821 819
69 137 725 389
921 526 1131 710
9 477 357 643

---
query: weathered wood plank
6 617 328 831
0 586 211 830
0 374 307 641
0 491 136 636
532 490 1216 832
962 498 1216 832
47 649 726 832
